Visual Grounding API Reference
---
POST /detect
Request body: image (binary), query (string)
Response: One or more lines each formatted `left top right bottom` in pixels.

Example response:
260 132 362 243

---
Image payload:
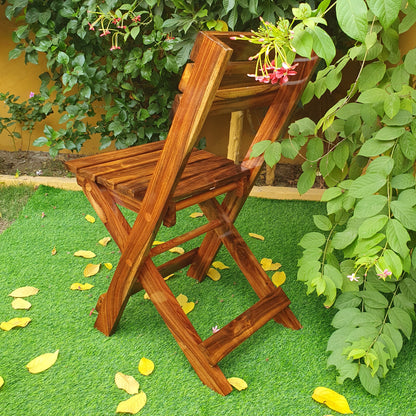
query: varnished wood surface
66 31 316 395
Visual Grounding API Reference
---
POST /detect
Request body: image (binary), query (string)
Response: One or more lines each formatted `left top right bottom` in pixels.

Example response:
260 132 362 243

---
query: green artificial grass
1 186 415 415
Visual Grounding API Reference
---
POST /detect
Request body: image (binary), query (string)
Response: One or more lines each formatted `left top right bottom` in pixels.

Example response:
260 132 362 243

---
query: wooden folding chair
66 31 317 395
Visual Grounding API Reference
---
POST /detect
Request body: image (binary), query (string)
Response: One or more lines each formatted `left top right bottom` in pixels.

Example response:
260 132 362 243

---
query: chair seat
67 140 250 215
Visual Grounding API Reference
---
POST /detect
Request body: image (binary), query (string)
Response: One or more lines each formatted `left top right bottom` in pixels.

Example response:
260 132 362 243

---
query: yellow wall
1 6 415 157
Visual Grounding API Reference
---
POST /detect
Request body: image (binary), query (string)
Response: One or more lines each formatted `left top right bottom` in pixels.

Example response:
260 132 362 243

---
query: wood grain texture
67 31 315 395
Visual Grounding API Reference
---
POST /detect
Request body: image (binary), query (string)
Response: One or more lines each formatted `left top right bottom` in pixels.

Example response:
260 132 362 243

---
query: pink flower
132 15 141 22
89 307 95 316
269 62 298 85
29 91 35 98
347 273 359 282
377 269 392 280
99 29 110 37
88 22 95 31
110 45 121 51
212 325 220 334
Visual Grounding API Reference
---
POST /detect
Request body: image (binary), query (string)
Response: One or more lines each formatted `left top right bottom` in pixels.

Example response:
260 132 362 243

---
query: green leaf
334 292 361 309
358 215 388 239
357 289 388 308
336 0 368 42
359 365 380 395
313 214 332 231
404 49 416 75
251 140 271 158
264 141 281 167
321 187 343 201
386 219 410 258
366 156 394 176
390 200 416 231
332 228 358 250
399 278 416 303
388 307 412 339
358 139 395 157
281 139 299 159
357 88 388 103
379 249 403 278
324 264 344 289
357 62 386 91
384 94 400 119
292 28 313 58
297 168 316 195
374 126 406 141
367 0 401 28
382 109 413 126
306 137 323 161
57 51 69 65
398 189 416 206
348 174 387 198
399 132 416 160
309 26 336 65
391 174 415 189
299 232 326 249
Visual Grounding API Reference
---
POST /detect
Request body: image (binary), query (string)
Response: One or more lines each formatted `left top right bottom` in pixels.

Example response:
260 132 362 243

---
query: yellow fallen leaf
164 273 174 281
212 261 229 270
84 263 101 277
227 377 248 391
182 301 195 314
169 246 185 254
104 262 113 270
98 236 111 246
176 294 188 307
1 317 31 331
115 372 140 395
249 232 265 241
11 298 32 310
312 387 353 414
152 240 164 246
85 214 95 223
116 391 147 414
207 267 221 281
143 292 150 300
70 283 94 291
261 258 281 271
189 212 204 218
74 250 96 259
0 376 3 389
8 286 39 298
138 357 154 376
272 271 286 288
51 246 57 256
26 350 59 374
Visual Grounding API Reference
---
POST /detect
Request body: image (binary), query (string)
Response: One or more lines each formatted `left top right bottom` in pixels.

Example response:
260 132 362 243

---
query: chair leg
139 258 233 395
198 198 301 330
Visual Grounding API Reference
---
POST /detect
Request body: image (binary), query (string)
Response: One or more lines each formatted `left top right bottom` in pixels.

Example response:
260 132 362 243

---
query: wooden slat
157 247 199 277
66 140 165 173
199 288 291 366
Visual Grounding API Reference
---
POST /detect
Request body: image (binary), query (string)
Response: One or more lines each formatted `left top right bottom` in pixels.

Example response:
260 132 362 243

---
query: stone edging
0 174 324 201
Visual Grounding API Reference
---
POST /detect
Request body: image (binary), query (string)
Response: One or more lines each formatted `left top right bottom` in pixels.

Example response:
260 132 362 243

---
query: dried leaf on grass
152 241 164 246
249 232 265 241
74 250 96 259
115 372 140 395
227 377 248 391
1 317 31 331
212 261 229 270
70 283 94 291
85 214 95 223
84 263 101 277
164 273 174 281
189 212 204 218
207 267 221 281
51 246 57 256
11 298 32 310
104 263 113 270
26 350 59 374
116 391 147 414
143 292 150 300
176 294 195 314
98 237 111 246
0 376 3 389
260 258 281 271
272 271 286 288
8 286 39 298
312 387 353 414
169 246 185 254
138 357 154 376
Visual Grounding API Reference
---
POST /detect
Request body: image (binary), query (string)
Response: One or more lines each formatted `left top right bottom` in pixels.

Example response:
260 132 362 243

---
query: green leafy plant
4 0 308 156
0 91 48 151
250 0 416 395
